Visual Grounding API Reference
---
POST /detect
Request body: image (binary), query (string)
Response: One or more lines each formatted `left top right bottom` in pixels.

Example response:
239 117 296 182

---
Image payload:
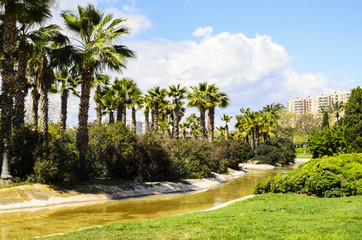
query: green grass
39 194 362 240
0 181 31 189
296 152 313 159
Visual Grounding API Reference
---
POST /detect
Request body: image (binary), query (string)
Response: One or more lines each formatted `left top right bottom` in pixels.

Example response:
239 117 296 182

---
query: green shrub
87 122 138 179
34 132 78 184
254 153 362 197
9 126 43 181
135 132 173 181
253 138 295 165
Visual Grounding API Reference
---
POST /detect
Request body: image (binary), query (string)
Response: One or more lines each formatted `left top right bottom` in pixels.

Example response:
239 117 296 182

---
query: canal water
0 163 300 239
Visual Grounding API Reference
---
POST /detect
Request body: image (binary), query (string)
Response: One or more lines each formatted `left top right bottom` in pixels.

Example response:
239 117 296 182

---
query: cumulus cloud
121 28 352 127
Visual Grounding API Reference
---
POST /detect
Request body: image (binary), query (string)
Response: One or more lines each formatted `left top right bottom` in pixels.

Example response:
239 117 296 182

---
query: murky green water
0 164 299 239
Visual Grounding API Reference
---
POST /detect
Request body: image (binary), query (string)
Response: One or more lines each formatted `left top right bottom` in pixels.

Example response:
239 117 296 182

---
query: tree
93 73 110 124
221 114 232 140
296 113 321 154
320 106 331 129
205 84 230 142
127 82 142 133
330 101 345 126
61 4 135 181
179 122 189 138
142 94 152 133
98 89 118 124
344 86 362 153
148 86 167 131
54 69 80 132
168 84 187 139
112 77 134 123
187 82 208 140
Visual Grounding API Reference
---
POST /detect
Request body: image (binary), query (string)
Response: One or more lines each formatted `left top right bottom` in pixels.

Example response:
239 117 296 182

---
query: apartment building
287 91 351 117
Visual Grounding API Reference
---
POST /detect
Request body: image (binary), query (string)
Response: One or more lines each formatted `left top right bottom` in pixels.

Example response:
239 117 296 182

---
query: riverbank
40 193 362 240
0 168 248 211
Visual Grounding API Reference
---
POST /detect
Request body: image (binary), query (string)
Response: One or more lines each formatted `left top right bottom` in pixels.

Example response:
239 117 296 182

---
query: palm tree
142 94 152 133
28 24 68 137
331 102 345 126
186 113 200 139
112 77 134 123
98 89 118 124
61 4 135 181
0 0 17 180
13 1 55 127
54 69 81 132
179 122 189 138
320 106 331 129
187 82 208 140
127 82 142 133
93 73 110 124
237 108 258 150
168 84 187 139
148 86 167 131
221 114 232 140
205 84 230 142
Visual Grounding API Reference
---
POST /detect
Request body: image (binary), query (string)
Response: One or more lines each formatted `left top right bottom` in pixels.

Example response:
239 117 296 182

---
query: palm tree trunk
60 89 68 132
109 111 114 124
183 129 186 138
122 105 127 124
132 107 136 133
76 62 93 181
144 110 149 133
250 127 255 150
150 109 155 130
32 88 40 130
173 103 180 139
225 124 229 140
116 102 123 122
1 0 17 180
255 124 260 147
200 106 206 140
14 35 28 127
153 102 159 131
207 108 215 142
40 89 49 138
263 132 267 143
95 85 102 124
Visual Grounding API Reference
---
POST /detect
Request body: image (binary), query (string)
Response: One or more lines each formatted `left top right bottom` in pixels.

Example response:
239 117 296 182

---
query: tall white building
287 91 351 117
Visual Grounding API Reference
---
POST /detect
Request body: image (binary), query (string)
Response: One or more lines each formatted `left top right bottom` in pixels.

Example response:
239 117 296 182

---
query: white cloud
193 26 213 37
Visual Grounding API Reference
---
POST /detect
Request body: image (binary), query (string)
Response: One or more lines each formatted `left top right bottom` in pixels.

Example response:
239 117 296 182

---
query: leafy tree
168 84 187 139
61 4 135 181
344 86 362 153
320 106 331 129
296 113 321 154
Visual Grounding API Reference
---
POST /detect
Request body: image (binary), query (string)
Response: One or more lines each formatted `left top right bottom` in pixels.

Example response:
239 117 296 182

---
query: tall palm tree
112 77 133 123
179 122 189 138
320 106 331 129
186 113 200 139
54 68 81 132
237 108 258 150
93 73 110 124
142 94 152 133
168 84 187 139
98 89 118 124
331 102 345 126
0 0 17 180
61 4 135 181
28 24 68 137
148 86 167 131
13 0 55 127
187 82 208 140
221 114 232 140
205 84 230 142
127 82 142 133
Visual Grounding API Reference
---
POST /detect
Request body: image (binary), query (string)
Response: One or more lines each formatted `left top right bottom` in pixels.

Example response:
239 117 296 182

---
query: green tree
61 4 135 181
148 86 167 131
54 69 81 132
331 101 345 126
98 89 118 124
205 84 230 142
168 84 187 139
93 73 110 124
187 82 208 140
220 114 232 140
344 86 362 153
320 106 331 129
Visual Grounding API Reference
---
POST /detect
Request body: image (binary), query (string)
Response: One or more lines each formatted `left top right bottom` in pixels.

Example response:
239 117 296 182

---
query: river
0 163 300 239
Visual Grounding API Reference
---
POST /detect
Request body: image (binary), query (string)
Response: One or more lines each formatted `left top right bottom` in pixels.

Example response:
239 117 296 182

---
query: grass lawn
296 152 313 159
40 194 362 240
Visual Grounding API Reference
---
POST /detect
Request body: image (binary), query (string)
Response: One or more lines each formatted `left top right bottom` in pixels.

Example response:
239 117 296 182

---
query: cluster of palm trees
0 2 135 181
235 103 285 150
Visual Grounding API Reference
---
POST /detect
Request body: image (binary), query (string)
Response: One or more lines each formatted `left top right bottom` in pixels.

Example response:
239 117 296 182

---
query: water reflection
0 164 299 239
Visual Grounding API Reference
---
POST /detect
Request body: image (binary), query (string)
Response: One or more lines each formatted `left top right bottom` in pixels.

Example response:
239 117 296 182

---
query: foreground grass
39 194 362 240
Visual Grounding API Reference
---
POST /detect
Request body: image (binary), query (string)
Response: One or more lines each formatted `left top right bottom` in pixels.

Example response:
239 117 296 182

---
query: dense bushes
253 153 362 197
308 124 346 158
253 138 296 165
6 123 256 184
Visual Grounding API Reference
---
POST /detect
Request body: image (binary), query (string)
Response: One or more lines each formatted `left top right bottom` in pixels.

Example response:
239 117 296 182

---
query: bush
87 122 138 179
253 138 295 165
9 126 43 181
135 132 173 181
254 153 362 197
34 131 78 184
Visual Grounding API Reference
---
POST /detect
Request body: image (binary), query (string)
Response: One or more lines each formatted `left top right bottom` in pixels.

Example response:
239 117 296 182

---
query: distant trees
344 86 362 153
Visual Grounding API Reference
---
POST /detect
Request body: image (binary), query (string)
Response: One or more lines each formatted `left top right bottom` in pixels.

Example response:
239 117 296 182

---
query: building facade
287 91 351 117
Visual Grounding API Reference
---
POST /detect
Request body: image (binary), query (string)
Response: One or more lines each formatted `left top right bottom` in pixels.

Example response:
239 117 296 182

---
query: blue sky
50 0 362 127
